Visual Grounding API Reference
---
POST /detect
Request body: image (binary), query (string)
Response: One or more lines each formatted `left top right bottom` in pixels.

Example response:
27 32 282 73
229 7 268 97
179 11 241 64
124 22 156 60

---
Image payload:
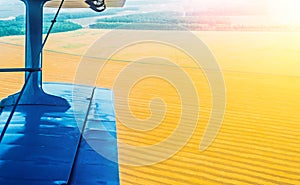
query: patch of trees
0 20 25 36
90 11 251 31
96 12 182 24
90 11 185 30
0 12 93 37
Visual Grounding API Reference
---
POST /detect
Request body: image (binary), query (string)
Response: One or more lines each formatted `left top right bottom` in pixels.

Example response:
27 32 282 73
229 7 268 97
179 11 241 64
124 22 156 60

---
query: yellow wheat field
0 29 300 184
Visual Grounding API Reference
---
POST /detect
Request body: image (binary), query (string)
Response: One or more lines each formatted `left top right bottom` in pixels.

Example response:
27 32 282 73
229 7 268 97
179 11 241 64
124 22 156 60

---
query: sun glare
183 0 300 25
268 0 300 25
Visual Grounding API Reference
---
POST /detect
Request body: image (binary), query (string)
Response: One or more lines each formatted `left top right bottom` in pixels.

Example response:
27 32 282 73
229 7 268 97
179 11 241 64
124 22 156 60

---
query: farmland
0 29 300 184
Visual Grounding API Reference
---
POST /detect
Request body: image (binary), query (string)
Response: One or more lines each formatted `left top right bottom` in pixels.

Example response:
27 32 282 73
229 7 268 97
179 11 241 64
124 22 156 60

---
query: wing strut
0 0 67 142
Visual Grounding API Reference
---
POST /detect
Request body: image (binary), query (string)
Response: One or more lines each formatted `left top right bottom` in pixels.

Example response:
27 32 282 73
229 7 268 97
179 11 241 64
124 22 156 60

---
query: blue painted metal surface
0 83 120 185
1 0 69 107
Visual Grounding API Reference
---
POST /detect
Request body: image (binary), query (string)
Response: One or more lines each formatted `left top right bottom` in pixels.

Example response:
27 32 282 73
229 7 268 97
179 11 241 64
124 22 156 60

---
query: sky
182 0 300 25
1 0 300 25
